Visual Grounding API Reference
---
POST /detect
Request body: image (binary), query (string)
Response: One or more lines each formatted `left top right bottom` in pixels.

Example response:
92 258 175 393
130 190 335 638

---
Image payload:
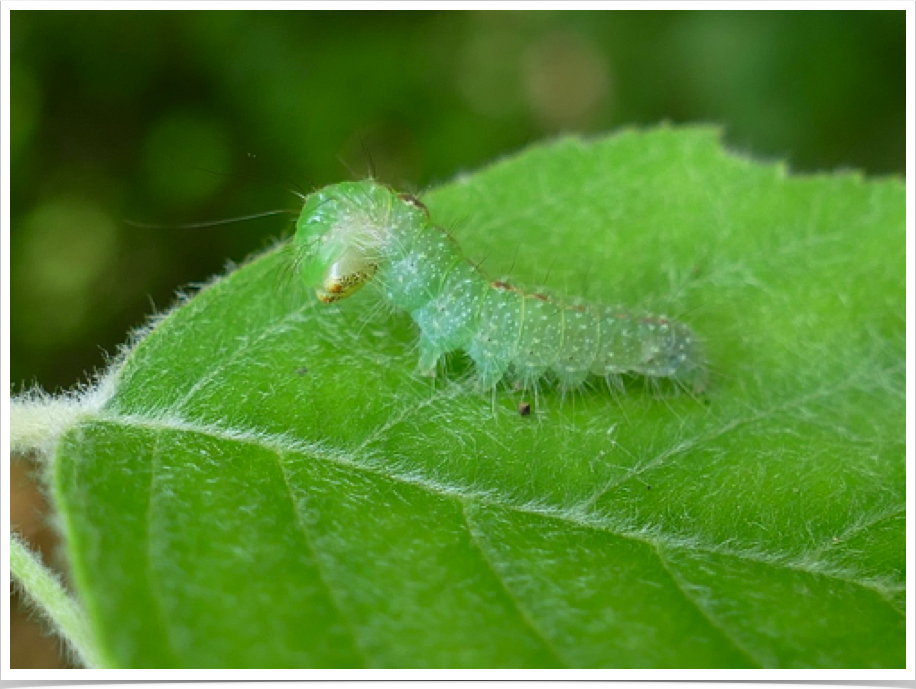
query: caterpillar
294 180 707 394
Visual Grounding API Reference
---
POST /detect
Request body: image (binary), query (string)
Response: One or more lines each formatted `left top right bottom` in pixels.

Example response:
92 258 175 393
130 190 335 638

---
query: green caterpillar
294 180 707 393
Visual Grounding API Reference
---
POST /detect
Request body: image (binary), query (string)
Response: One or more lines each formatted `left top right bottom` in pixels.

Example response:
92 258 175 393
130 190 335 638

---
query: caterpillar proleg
294 180 707 394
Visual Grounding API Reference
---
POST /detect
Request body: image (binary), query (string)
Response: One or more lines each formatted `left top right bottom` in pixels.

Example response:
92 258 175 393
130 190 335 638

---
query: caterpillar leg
416 336 443 377
475 364 507 391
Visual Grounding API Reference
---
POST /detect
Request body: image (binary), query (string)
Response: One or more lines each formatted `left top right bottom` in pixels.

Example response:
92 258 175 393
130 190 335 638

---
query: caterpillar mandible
294 180 707 394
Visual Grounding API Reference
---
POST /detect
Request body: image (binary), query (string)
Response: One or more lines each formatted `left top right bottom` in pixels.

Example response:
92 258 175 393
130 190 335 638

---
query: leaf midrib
85 410 905 604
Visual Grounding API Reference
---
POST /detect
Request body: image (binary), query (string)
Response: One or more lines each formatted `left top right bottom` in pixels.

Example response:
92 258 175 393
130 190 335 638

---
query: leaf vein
272 447 372 668
459 498 569 668
96 412 903 603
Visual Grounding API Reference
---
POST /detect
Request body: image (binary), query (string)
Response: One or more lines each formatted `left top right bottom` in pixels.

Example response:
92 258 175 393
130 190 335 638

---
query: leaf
25 127 906 668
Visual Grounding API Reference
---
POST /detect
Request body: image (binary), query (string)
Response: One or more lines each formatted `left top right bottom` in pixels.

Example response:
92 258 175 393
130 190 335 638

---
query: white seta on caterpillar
294 180 707 394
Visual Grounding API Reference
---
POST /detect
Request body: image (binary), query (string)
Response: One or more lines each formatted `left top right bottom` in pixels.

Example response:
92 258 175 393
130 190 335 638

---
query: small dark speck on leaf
518 402 532 417
295 366 309 376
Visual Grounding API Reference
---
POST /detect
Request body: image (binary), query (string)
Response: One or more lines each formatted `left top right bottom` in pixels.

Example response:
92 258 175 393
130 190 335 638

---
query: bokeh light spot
15 197 120 346
523 30 610 130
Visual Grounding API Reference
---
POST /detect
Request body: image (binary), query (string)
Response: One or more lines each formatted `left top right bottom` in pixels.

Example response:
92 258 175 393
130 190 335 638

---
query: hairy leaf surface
46 128 904 668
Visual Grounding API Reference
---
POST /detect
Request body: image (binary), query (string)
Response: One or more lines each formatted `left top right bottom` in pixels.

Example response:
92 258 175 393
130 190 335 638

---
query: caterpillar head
294 181 426 303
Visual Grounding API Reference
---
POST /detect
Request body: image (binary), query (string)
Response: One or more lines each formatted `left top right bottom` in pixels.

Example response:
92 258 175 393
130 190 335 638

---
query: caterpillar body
294 180 707 394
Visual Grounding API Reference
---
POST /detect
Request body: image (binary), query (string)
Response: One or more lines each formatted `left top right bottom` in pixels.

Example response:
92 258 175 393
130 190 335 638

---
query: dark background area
7 9 905 668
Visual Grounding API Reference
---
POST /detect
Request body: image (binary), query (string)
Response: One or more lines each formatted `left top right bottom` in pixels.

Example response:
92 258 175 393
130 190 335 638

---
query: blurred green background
10 10 905 394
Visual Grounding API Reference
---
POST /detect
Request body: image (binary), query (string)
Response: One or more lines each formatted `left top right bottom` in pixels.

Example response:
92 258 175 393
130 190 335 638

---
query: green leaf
30 127 907 667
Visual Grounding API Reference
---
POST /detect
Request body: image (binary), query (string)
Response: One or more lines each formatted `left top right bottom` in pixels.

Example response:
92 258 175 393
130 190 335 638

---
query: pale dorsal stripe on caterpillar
294 180 707 393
